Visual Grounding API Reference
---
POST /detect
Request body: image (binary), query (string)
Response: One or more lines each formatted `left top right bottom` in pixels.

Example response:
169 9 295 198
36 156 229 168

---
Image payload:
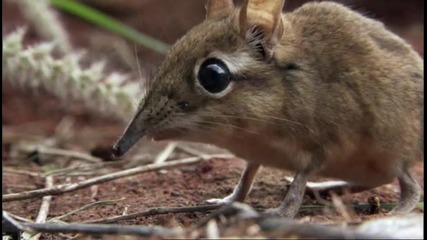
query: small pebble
171 191 182 196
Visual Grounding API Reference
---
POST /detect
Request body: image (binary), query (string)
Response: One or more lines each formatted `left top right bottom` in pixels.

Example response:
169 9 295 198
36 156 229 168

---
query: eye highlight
178 101 190 111
197 58 231 94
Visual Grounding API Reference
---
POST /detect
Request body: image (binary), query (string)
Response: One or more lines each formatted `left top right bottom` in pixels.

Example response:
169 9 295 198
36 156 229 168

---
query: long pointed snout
111 113 147 158
112 95 175 157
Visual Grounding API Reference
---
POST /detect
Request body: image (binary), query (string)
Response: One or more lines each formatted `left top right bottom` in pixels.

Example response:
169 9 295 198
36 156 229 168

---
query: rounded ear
206 0 234 19
239 0 285 59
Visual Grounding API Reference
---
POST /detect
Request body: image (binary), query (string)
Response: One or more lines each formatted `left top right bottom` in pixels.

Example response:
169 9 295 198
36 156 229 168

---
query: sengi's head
112 0 288 157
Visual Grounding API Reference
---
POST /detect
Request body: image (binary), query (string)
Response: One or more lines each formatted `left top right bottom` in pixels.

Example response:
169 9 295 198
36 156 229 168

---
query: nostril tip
111 145 123 158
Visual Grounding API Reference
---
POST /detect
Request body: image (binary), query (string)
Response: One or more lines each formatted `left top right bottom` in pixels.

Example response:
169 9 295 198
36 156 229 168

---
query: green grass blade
50 0 170 54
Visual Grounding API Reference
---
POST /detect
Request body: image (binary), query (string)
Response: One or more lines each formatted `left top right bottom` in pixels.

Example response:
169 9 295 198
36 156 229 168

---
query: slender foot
264 171 309 218
207 163 260 205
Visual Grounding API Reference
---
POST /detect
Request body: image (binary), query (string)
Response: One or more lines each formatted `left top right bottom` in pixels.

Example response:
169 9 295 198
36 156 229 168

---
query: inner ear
238 0 285 60
246 26 267 59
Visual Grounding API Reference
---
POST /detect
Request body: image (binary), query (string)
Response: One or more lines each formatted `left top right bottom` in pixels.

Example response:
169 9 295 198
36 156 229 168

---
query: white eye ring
194 51 253 98
194 57 234 99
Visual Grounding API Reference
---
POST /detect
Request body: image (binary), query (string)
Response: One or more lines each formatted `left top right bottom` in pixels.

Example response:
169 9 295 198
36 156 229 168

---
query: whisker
134 44 143 82
195 111 315 133
196 119 261 135
177 121 218 137
174 113 261 135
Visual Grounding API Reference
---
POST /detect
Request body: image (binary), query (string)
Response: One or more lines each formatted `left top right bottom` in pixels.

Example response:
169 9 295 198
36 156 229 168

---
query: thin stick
3 168 42 177
284 176 349 189
83 204 221 224
2 211 35 234
10 220 179 237
51 198 125 221
30 176 54 240
4 184 38 190
154 142 177 164
7 212 34 223
2 154 233 202
34 176 54 223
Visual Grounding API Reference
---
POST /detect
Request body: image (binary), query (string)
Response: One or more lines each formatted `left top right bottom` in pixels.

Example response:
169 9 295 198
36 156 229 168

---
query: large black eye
197 58 231 94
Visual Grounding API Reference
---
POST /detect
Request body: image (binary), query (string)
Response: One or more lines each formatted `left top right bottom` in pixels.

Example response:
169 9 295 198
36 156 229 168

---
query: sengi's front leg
207 162 260 205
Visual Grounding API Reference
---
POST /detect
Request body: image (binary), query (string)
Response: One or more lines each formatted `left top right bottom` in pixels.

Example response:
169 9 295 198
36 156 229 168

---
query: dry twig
51 198 125 221
35 176 54 223
7 212 34 223
6 220 180 237
28 176 54 240
154 142 178 164
3 211 35 234
2 154 233 202
84 204 221 224
3 168 41 177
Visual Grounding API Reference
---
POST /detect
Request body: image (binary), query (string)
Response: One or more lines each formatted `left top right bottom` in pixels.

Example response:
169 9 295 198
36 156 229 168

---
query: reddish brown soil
2 0 424 239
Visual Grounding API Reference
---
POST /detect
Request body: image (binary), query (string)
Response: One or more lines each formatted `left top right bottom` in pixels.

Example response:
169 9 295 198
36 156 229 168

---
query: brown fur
113 1 423 216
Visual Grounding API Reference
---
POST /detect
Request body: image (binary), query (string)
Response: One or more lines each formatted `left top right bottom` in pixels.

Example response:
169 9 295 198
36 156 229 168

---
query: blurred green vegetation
50 0 170 54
